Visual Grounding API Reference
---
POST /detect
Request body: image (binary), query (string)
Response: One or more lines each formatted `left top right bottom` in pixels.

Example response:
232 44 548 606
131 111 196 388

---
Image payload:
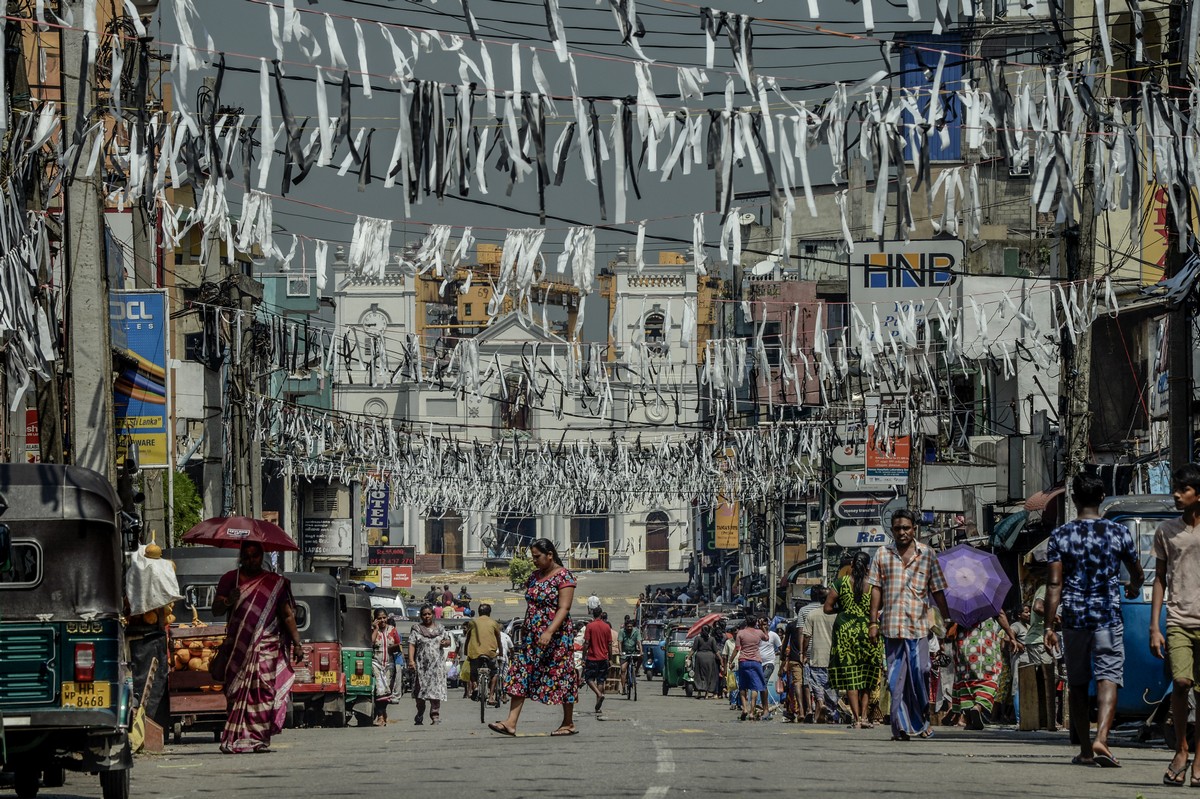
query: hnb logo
863 252 957 289
111 300 154 320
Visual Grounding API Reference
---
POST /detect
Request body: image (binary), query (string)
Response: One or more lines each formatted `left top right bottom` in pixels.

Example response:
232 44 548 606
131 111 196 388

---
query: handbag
209 638 234 683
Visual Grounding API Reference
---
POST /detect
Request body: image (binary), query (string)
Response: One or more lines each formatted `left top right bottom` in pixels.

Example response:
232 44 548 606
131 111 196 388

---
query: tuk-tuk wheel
42 768 65 789
662 680 669 696
684 683 694 698
212 730 222 743
327 697 346 728
13 770 39 799
100 768 130 799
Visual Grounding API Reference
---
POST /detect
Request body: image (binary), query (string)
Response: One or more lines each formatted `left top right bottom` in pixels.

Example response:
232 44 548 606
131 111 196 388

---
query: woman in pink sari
212 542 303 754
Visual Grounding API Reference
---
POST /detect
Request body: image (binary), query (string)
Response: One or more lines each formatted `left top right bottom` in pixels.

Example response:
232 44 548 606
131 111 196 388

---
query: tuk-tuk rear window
184 583 217 611
0 541 42 588
670 628 691 643
294 601 310 631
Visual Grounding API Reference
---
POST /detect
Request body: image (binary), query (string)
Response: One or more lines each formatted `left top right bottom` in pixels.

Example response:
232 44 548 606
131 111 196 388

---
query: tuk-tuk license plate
349 674 370 687
61 682 110 708
314 671 337 685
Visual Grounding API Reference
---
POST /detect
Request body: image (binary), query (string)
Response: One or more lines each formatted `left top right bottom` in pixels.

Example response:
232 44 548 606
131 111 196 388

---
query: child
1151 463 1200 786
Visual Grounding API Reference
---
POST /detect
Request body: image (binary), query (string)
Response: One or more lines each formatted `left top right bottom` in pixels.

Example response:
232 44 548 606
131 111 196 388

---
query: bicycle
475 660 492 723
622 654 639 701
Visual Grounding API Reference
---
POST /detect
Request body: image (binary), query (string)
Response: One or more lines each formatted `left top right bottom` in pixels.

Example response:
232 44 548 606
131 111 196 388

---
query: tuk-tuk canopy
338 585 374 648
0 464 122 621
286 572 341 642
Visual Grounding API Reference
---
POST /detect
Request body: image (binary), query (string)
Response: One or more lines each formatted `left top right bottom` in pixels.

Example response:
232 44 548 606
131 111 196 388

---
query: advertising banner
25 409 39 463
368 545 415 566
865 425 909 486
110 291 169 467
849 240 964 346
714 499 739 549
364 484 390 529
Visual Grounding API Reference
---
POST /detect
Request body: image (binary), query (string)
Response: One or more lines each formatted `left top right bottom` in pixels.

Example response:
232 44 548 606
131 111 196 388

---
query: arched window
644 312 666 355
500 374 531 430
645 511 670 570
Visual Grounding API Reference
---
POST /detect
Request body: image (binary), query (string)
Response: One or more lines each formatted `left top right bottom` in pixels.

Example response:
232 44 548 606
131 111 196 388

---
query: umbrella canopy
936 544 1012 628
686 612 726 638
181 516 299 552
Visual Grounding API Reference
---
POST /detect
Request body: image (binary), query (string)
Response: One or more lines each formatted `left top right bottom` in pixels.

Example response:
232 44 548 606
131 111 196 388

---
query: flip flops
1071 756 1099 768
551 726 579 736
1092 752 1121 769
488 722 517 737
1164 759 1189 785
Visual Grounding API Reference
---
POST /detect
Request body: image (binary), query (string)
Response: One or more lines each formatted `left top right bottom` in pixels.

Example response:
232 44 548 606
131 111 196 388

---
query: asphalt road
22 682 1177 799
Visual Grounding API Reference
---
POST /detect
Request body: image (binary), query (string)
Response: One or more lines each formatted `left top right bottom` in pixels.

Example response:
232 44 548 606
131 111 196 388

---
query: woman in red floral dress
490 538 580 736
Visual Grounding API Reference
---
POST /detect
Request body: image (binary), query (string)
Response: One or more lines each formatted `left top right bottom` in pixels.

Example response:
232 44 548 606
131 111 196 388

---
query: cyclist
618 616 643 687
583 607 613 713
464 603 502 706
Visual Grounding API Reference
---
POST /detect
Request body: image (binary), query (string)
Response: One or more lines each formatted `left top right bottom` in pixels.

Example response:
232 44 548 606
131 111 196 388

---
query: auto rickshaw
164 548 237 624
286 573 345 727
1099 495 1175 721
660 623 696 696
338 584 375 726
0 464 134 799
640 619 667 679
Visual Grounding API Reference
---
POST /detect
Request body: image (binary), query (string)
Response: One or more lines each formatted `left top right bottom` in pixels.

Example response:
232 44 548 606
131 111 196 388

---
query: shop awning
1024 487 1066 512
991 510 1029 551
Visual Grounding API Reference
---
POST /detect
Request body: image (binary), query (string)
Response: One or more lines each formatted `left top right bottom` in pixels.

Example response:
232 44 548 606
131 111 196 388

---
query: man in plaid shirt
868 508 952 741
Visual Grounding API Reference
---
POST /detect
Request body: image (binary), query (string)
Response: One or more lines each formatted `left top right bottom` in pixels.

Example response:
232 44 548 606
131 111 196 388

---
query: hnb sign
862 251 957 290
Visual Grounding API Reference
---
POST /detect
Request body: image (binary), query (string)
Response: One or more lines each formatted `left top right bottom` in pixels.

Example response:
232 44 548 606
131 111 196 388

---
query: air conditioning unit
968 435 1004 464
286 275 311 297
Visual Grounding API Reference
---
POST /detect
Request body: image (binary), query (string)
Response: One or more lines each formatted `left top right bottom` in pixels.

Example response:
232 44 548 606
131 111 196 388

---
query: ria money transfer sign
849 240 964 346
110 291 169 467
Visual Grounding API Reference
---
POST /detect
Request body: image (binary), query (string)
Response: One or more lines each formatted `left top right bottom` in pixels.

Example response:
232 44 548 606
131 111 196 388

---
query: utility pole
227 274 263 517
62 0 115 482
1166 0 1196 471
1061 0 1105 485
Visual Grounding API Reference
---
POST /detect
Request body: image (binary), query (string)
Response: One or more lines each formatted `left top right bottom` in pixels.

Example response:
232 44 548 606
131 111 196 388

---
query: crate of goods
168 624 229 713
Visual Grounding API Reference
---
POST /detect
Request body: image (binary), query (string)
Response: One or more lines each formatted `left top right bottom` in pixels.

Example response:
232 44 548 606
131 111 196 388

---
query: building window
899 35 963 162
500 374 531 431
644 312 666 355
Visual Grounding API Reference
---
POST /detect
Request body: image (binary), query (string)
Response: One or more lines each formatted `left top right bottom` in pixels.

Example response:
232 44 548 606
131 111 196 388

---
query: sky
154 0 946 270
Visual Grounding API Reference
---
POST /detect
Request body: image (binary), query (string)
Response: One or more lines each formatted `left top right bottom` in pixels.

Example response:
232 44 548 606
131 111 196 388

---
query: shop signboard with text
110 290 169 467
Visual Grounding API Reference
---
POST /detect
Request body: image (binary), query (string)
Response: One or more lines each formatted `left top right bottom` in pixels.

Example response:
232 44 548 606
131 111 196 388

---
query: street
22 682 1171 799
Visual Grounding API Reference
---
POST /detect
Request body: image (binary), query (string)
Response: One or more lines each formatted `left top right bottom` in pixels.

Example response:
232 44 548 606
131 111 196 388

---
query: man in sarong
868 509 952 741
212 542 303 754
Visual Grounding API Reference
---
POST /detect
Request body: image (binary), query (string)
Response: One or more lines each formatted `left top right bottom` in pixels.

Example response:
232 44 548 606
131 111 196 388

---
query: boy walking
1150 464 1200 786
1044 472 1143 769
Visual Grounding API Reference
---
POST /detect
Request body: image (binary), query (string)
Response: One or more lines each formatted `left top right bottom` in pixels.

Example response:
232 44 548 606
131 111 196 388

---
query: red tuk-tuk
286 573 345 727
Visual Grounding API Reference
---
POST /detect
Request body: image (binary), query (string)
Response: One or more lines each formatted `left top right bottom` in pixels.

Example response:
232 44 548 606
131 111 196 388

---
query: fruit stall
166 622 228 744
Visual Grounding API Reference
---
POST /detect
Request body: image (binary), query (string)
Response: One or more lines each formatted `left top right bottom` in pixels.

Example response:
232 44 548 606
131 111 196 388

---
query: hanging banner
714 498 740 549
110 290 169 468
865 424 910 486
849 240 964 346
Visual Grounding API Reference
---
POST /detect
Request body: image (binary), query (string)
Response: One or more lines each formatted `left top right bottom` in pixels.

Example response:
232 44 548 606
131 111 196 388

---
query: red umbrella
181 516 300 552
686 612 726 639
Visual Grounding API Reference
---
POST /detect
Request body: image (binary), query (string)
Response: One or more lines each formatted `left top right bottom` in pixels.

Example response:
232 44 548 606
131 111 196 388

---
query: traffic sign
832 525 892 548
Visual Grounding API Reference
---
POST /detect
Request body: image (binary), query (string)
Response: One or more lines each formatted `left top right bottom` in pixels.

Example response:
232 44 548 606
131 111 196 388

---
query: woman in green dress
824 550 883 728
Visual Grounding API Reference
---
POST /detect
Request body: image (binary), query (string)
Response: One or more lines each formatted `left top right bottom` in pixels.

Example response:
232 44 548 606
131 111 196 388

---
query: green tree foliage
172 471 204 546
508 554 533 589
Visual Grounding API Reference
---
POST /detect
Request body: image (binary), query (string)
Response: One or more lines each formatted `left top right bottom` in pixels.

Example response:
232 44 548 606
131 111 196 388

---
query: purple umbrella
936 544 1012 628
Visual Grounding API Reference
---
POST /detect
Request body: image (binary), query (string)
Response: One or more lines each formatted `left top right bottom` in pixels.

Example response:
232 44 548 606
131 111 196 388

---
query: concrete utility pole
1061 0 1105 485
1166 0 1196 471
62 0 115 482
227 274 264 518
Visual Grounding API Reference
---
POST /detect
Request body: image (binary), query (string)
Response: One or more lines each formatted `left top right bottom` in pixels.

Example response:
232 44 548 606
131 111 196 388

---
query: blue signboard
110 291 168 467
364 485 390 529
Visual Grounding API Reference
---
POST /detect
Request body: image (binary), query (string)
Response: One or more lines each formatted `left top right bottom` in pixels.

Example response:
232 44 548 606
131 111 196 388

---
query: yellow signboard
714 499 739 550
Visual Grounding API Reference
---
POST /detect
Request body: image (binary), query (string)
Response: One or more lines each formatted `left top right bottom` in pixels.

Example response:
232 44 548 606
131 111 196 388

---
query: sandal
1165 759 1189 785
551 726 579 736
917 729 935 739
488 722 517 737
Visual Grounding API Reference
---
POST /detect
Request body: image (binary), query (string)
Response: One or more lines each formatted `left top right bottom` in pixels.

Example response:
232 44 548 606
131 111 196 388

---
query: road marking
643 788 670 798
503 598 518 604
658 728 706 734
654 739 675 774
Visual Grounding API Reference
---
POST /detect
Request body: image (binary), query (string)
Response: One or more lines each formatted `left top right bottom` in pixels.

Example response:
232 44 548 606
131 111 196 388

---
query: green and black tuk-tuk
0 464 134 799
338 584 374 726
661 622 696 697
286 573 345 727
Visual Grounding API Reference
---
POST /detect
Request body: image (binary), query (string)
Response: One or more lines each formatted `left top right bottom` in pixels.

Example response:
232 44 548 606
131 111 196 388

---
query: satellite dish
739 213 757 225
750 261 776 276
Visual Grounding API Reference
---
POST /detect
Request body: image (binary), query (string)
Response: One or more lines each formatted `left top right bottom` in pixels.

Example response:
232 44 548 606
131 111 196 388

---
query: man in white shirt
587 593 602 613
756 618 782 717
